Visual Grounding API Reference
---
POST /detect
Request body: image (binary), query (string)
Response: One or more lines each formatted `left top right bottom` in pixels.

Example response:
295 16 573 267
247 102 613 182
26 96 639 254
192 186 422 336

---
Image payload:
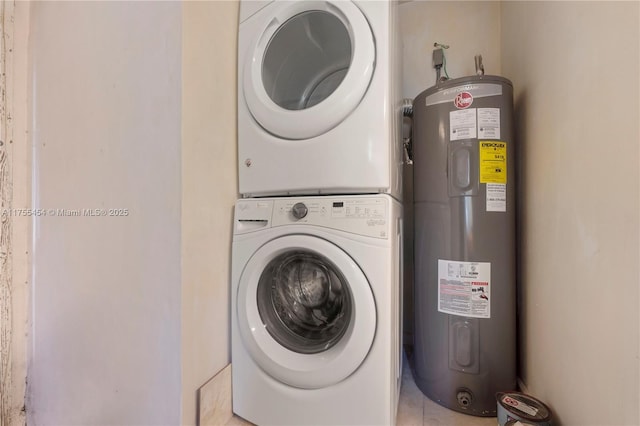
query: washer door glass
257 250 352 354
236 234 376 389
243 1 375 140
262 11 351 111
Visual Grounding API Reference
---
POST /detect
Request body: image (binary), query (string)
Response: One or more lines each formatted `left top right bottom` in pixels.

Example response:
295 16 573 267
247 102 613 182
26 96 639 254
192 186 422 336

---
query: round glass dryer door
243 1 375 140
236 235 376 389
262 11 350 111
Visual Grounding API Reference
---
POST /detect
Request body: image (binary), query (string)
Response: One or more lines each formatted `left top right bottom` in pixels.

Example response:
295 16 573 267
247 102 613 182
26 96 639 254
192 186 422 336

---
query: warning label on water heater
438 259 491 318
450 109 477 141
486 183 507 212
477 108 501 139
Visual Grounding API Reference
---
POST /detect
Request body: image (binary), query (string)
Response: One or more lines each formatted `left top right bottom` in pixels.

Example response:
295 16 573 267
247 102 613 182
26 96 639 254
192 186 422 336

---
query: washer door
243 1 375 140
237 234 376 389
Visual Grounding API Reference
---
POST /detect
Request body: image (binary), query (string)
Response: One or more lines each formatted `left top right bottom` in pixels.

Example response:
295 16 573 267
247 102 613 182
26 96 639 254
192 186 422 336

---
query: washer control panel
272 196 389 239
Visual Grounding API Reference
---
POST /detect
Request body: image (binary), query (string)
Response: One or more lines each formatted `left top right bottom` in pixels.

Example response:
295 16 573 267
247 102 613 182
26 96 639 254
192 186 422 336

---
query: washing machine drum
242 1 375 140
257 251 352 354
237 235 376 389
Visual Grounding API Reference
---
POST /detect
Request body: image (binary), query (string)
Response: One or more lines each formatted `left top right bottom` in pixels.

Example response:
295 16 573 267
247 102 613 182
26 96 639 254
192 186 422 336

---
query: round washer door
236 234 376 389
243 1 375 140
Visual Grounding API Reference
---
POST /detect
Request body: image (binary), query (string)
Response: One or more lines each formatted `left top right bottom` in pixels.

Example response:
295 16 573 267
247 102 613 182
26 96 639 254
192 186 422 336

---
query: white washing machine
231 195 403 425
238 1 403 199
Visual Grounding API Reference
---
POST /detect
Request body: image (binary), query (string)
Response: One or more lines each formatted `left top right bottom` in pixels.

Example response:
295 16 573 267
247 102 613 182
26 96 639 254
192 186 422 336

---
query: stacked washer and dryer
231 1 404 425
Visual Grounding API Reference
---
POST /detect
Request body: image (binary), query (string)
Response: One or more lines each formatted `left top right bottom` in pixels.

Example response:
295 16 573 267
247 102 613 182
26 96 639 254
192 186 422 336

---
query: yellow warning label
479 141 507 184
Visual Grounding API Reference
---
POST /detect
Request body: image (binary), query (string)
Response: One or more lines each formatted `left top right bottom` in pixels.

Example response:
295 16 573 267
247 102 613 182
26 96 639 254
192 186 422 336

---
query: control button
292 202 308 220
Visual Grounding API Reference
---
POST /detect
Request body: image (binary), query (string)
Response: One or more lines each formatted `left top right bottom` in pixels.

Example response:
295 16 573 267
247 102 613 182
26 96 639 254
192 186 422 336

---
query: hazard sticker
438 260 491 318
479 141 507 184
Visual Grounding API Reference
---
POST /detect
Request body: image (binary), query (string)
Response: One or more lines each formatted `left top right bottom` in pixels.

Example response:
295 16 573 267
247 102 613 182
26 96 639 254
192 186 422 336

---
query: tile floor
228 351 498 426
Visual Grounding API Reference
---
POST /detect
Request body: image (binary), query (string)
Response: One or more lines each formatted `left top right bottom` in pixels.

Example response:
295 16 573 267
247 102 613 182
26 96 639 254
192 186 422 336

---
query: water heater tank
412 75 516 416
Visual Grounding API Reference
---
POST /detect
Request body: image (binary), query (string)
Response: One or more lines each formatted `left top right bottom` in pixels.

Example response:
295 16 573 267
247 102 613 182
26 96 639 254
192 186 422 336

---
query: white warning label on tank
438 260 491 318
478 108 500 139
450 109 477 141
486 183 507 212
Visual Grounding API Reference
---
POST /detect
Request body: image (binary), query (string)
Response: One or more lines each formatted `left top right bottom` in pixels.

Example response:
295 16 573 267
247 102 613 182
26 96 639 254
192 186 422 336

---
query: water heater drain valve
456 389 473 408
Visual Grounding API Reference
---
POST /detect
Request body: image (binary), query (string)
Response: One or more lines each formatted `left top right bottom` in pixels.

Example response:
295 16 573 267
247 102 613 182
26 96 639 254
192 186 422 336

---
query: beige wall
501 2 639 424
399 1 502 99
9 2 239 424
181 1 239 424
28 2 182 423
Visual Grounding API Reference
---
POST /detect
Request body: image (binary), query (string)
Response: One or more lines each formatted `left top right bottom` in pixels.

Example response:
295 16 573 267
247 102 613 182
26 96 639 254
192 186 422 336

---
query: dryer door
242 1 375 140
237 234 376 389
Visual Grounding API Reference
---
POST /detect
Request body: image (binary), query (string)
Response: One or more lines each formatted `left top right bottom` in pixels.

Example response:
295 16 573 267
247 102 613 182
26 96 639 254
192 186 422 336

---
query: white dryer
231 195 403 425
238 1 402 199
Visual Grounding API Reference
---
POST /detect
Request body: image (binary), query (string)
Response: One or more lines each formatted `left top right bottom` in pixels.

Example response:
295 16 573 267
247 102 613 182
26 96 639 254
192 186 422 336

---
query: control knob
292 202 308 220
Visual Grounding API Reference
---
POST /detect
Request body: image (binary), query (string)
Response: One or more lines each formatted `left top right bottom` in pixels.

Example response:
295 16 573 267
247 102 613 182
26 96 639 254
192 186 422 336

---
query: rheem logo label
454 92 473 109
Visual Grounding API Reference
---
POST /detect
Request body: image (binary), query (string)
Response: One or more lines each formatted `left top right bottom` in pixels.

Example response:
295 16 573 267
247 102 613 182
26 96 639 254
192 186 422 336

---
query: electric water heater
412 75 517 416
